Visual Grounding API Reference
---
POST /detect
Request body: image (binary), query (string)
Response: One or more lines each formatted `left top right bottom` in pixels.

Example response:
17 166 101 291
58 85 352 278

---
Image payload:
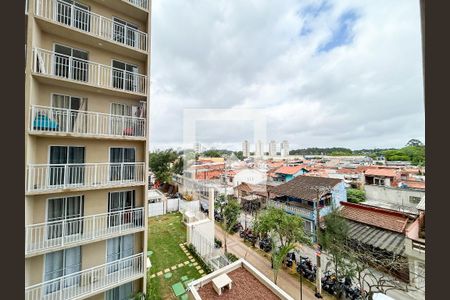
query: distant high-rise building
242 140 250 157
281 140 289 157
255 140 262 157
269 140 277 157
194 142 202 153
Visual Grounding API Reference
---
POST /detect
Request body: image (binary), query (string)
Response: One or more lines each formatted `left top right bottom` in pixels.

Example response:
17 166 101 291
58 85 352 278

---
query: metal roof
347 221 405 256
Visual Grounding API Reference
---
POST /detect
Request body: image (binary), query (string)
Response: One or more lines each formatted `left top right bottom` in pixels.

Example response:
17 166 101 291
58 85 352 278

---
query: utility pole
312 186 332 299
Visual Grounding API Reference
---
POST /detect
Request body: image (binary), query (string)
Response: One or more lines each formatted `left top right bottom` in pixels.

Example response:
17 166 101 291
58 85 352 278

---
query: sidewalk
215 223 334 300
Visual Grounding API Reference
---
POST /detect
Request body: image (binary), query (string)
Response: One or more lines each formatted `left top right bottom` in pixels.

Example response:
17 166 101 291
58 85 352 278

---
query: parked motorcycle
297 256 316 282
259 237 272 252
321 271 339 296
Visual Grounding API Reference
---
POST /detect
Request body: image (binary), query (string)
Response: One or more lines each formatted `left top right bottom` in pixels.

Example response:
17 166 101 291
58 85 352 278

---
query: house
404 197 425 291
339 202 414 283
268 176 346 239
188 259 294 300
364 167 398 187
272 165 309 182
232 168 267 186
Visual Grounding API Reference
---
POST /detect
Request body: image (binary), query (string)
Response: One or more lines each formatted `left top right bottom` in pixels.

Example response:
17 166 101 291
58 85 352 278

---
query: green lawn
147 213 203 300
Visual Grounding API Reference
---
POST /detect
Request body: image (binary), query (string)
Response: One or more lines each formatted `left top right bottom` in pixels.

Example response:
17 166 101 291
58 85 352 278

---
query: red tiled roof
274 165 305 175
340 202 409 233
402 180 425 190
364 168 397 177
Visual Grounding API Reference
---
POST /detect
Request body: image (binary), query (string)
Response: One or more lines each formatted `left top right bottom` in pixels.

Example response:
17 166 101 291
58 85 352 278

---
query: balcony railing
26 162 146 193
25 253 144 300
26 208 144 256
268 200 314 219
30 105 146 138
32 48 147 95
412 239 426 253
35 0 148 52
126 0 149 10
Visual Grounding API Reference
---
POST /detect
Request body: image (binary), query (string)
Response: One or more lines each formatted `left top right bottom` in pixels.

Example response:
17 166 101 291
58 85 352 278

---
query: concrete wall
364 185 425 209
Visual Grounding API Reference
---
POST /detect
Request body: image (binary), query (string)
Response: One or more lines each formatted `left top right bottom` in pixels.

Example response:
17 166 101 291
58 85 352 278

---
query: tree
272 244 295 285
221 198 241 253
148 149 179 184
347 188 366 204
234 151 244 160
253 207 309 285
406 139 424 147
320 211 425 299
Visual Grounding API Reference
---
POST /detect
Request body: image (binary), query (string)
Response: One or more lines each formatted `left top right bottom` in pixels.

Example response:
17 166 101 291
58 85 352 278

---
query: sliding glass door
108 190 135 227
49 146 85 187
112 60 138 92
106 235 134 273
56 0 91 32
109 147 135 182
47 196 84 240
51 94 88 133
113 17 139 47
54 44 89 82
44 247 81 294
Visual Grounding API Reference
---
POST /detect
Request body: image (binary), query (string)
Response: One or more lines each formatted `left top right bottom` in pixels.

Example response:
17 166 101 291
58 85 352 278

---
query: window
48 94 88 133
113 17 139 47
109 103 140 136
56 0 91 32
107 235 134 273
106 282 133 300
53 44 89 82
374 177 385 186
47 196 84 239
44 247 81 294
112 60 138 92
49 146 85 186
109 147 136 181
409 196 422 204
304 220 313 234
108 190 136 227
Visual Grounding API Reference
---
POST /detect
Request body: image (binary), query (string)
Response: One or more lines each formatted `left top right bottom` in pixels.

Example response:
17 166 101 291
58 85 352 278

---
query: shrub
214 238 222 248
187 244 213 274
225 252 239 262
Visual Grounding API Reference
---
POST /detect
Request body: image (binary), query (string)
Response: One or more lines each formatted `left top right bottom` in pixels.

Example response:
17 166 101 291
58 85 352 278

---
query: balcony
267 200 314 220
35 0 148 53
26 162 146 194
25 253 144 300
29 105 146 140
26 208 144 257
126 0 149 11
32 48 147 97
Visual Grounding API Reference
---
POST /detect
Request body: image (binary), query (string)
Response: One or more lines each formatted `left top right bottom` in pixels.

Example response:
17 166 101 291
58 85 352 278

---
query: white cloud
149 0 424 151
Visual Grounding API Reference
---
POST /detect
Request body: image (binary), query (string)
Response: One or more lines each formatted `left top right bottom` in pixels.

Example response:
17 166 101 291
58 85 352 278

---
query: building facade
255 140 262 157
280 140 289 157
25 1 151 299
242 140 249 157
268 140 277 157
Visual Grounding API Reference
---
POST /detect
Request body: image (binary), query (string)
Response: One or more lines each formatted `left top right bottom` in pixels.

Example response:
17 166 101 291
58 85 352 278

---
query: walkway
215 224 333 300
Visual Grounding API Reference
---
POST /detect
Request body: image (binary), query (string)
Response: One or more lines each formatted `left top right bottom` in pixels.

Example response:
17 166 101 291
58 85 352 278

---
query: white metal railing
26 208 144 255
35 0 147 51
412 240 426 253
32 48 147 95
25 253 144 300
30 105 146 138
268 200 314 219
126 0 149 10
27 162 146 193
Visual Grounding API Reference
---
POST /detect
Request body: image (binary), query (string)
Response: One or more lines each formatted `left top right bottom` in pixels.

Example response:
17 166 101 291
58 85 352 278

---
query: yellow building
25 1 151 299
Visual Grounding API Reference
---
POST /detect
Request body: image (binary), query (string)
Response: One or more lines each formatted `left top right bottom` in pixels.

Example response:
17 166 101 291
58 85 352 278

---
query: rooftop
340 202 410 233
270 175 342 201
189 259 293 300
274 165 305 175
364 168 397 177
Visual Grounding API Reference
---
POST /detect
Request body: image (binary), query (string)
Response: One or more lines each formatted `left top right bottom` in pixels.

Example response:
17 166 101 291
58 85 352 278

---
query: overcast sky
149 0 424 152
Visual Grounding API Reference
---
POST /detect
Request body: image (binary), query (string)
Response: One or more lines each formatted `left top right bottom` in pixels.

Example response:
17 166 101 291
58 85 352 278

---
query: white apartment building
269 140 277 157
242 140 249 157
25 1 152 299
